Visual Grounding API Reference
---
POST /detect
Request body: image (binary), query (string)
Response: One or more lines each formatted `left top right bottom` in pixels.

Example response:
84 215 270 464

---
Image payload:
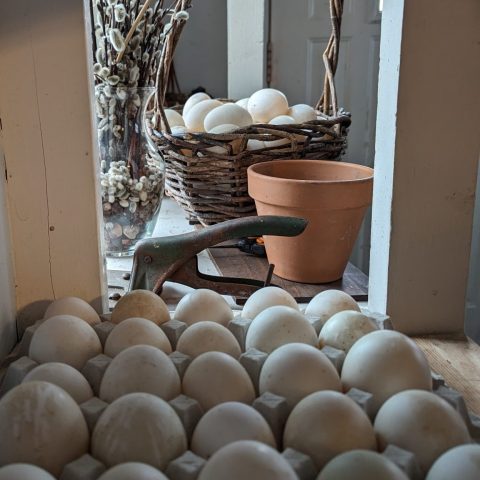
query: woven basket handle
154 0 344 131
154 0 192 132
316 0 344 115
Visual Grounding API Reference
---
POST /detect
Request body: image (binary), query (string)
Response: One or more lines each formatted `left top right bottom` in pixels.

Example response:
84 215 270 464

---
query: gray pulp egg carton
0 313 479 480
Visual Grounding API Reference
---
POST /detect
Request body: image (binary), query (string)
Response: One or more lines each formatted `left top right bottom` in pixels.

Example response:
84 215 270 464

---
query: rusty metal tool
129 215 307 297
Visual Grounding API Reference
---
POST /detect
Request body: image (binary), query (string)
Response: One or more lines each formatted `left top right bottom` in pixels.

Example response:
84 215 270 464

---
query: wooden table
208 247 368 304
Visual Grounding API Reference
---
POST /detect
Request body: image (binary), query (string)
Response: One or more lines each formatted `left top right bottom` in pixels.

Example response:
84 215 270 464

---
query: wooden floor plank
414 336 480 415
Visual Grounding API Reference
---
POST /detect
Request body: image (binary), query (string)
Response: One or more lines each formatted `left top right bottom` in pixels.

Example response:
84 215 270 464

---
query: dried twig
115 0 156 64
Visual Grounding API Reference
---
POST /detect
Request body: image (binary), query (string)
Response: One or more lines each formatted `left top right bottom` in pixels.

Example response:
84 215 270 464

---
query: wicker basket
149 0 350 225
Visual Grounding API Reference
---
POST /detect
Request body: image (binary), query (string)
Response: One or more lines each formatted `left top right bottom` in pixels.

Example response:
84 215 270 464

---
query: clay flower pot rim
248 159 374 186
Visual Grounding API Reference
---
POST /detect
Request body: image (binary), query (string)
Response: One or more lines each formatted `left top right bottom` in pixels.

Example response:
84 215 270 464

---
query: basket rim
148 112 352 148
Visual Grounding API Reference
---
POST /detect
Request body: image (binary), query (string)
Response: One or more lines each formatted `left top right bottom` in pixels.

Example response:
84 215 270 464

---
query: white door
270 0 381 273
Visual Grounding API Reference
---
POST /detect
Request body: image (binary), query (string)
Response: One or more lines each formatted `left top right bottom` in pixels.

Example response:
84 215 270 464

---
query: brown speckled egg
111 290 170 325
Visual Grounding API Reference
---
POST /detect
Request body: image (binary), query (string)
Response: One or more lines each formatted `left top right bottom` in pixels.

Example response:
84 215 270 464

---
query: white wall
174 0 228 99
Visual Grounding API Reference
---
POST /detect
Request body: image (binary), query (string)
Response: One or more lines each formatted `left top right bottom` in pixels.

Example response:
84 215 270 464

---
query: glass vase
95 86 164 257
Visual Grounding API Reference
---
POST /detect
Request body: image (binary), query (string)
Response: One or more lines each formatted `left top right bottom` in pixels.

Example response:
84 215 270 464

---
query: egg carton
0 313 478 480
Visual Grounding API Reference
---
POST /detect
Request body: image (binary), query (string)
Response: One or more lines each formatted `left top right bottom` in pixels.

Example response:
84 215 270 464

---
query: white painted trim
227 0 268 99
0 0 107 336
369 0 480 334
368 0 404 316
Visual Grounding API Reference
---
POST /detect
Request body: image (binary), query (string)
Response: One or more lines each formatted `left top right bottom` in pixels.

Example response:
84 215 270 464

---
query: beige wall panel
369 0 480 334
0 0 106 332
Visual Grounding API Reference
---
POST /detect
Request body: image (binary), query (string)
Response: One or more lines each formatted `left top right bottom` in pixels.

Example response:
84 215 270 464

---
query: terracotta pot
247 160 374 283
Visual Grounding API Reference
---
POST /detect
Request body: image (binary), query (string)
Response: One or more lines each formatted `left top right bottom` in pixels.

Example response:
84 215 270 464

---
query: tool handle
130 215 307 291
196 215 307 244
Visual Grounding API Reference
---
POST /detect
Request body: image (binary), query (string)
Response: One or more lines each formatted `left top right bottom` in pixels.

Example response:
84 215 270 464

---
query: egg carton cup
1 313 479 480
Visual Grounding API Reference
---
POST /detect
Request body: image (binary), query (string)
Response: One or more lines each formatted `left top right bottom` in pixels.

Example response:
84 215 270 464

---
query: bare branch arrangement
89 0 191 254
90 0 188 89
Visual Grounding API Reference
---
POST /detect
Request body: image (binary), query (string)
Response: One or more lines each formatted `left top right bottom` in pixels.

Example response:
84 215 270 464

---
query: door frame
227 0 480 335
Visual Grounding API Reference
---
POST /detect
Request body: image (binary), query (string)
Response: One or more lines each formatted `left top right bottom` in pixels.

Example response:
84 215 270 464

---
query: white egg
341 330 432 416
92 392 187 470
176 321 241 358
171 125 189 136
247 139 266 150
305 290 361 327
283 391 377 469
182 352 255 411
183 92 211 116
99 345 180 403
317 450 409 480
208 123 240 134
198 440 297 480
426 444 480 480
245 306 317 354
104 317 172 357
184 99 223 132
0 464 56 480
288 104 317 123
163 109 185 128
204 104 253 132
173 289 233 326
44 296 100 325
247 88 289 123
269 115 296 125
267 115 305 147
98 462 169 480
374 390 471 475
203 124 242 155
29 315 102 370
265 115 299 147
319 310 378 352
236 98 249 109
191 402 276 458
259 343 341 409
0 382 89 476
242 286 299 319
22 362 94 404
111 290 170 326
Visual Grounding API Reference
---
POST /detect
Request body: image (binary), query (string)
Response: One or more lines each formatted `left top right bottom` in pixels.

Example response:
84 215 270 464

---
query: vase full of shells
96 85 164 256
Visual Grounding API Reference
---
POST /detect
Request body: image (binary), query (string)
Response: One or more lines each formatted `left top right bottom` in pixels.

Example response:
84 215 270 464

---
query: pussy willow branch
115 0 157 64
